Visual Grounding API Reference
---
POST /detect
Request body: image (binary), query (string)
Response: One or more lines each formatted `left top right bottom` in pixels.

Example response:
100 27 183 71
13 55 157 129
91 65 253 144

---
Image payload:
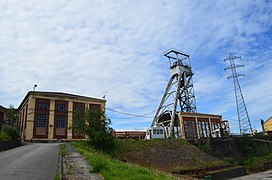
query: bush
198 143 211 154
73 108 114 151
0 132 12 141
3 126 20 140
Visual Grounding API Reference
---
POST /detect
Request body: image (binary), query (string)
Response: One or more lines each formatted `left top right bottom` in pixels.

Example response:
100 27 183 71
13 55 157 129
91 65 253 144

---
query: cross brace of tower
224 53 253 135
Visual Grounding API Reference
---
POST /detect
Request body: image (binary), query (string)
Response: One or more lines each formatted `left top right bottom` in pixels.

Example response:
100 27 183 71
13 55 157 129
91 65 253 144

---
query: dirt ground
115 139 227 176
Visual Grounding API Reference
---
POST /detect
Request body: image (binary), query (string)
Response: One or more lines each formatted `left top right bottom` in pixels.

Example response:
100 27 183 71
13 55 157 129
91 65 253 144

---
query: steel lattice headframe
151 49 197 138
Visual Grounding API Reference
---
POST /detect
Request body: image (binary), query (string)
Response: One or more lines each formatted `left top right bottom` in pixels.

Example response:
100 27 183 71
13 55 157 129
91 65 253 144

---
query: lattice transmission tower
224 53 253 135
151 49 196 138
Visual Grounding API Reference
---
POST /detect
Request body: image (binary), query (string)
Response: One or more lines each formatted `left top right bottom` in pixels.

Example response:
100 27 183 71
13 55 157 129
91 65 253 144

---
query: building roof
179 111 222 118
264 116 272 124
18 91 106 110
0 105 7 110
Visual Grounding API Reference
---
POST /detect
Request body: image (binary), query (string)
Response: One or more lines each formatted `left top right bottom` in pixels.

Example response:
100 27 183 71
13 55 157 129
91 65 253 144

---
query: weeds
59 144 67 156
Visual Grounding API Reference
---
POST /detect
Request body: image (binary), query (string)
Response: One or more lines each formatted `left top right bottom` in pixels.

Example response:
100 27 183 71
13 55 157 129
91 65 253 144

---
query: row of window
184 120 221 138
37 102 66 111
36 114 66 128
37 102 100 111
35 101 101 129
153 129 164 135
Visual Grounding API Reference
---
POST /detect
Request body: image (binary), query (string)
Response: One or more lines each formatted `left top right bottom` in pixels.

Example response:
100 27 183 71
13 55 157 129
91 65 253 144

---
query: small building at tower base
147 112 229 139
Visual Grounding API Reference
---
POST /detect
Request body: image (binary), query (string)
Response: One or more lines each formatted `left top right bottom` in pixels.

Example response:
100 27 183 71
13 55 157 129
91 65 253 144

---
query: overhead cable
105 107 155 118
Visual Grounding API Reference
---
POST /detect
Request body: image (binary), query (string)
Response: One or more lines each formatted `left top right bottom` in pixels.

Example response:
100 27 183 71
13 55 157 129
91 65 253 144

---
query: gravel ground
63 142 102 180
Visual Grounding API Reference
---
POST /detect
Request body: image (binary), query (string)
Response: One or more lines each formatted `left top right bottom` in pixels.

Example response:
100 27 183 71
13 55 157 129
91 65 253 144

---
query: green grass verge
53 175 61 180
71 141 175 180
59 143 67 156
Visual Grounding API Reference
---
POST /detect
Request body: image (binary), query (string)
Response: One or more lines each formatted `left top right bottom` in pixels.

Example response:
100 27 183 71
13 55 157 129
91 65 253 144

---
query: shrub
73 108 114 151
3 126 20 140
0 132 12 141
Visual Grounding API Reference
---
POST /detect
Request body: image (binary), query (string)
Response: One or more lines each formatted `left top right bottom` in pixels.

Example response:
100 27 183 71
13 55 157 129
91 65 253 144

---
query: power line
108 116 152 120
106 108 155 118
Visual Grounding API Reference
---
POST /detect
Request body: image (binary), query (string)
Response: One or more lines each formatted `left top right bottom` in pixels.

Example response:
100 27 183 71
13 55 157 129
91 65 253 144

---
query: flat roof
179 111 222 118
18 91 106 110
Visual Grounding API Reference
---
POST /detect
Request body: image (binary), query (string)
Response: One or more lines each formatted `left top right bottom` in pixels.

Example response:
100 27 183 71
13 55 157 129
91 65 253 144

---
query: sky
0 0 271 133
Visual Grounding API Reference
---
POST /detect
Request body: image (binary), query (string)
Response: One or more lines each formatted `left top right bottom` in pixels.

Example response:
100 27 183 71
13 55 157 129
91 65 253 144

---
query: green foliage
59 144 67 156
53 175 61 180
221 138 272 172
3 126 20 140
242 154 272 172
233 137 270 158
71 142 175 180
73 108 114 151
92 157 109 173
6 105 17 127
0 131 12 141
223 157 237 165
197 143 211 154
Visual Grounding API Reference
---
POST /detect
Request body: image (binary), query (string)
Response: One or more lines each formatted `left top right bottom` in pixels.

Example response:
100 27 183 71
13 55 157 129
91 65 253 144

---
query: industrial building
147 112 229 139
261 117 272 135
112 131 146 139
17 91 106 141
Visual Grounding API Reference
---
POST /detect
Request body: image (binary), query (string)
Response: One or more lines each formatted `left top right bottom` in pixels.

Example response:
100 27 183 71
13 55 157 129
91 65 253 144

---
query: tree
6 105 17 127
73 107 114 150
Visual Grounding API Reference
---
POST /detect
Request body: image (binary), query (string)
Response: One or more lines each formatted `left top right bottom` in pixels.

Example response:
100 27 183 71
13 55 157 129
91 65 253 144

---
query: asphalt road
0 143 59 180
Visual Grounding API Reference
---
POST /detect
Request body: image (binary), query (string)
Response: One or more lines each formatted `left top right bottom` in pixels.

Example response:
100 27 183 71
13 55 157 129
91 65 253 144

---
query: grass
55 144 67 180
72 141 175 180
53 175 61 180
59 143 67 156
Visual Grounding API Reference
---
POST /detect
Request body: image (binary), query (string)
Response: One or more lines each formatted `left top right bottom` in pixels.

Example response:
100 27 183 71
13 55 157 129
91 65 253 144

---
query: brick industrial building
17 91 106 141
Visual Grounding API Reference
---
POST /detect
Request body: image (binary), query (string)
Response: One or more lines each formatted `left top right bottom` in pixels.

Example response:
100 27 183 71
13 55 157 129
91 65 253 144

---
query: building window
36 114 46 127
38 102 47 110
57 104 66 112
89 104 100 111
56 115 65 128
74 104 84 111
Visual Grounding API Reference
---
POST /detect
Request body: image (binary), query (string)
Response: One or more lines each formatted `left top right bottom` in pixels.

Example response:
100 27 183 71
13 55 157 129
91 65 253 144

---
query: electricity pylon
224 53 253 135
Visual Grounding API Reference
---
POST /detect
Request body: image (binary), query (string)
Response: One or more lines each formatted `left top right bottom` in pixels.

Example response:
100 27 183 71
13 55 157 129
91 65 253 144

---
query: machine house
17 91 106 141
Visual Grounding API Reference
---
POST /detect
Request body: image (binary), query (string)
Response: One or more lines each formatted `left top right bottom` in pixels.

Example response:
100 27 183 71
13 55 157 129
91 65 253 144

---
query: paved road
232 169 272 180
0 143 59 180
